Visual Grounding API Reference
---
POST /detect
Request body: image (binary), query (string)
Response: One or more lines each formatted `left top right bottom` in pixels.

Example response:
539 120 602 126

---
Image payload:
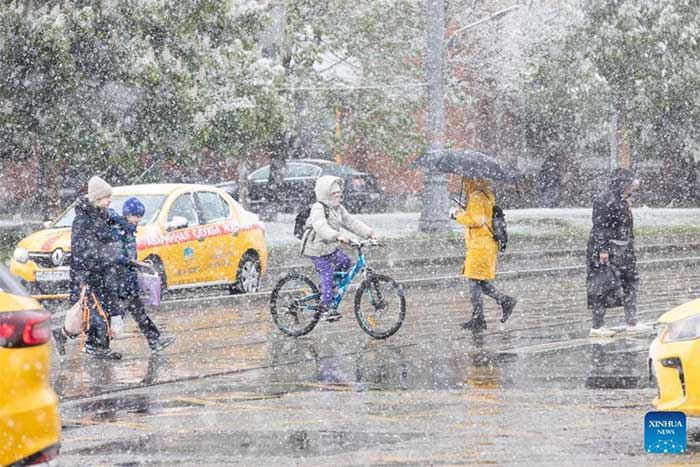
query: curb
157 254 700 312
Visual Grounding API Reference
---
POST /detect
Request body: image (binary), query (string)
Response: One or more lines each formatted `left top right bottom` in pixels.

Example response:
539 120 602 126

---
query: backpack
476 190 507 252
294 203 330 240
491 205 508 252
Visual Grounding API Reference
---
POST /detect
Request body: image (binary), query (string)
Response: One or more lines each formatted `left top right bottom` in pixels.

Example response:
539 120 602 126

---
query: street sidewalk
262 209 700 284
263 208 700 248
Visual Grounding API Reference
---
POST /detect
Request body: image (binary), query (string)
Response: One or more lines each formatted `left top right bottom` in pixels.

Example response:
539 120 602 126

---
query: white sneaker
625 323 652 334
589 327 616 337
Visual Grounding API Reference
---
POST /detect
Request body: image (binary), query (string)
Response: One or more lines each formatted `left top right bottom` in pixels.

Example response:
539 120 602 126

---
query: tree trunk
615 107 631 169
34 145 59 220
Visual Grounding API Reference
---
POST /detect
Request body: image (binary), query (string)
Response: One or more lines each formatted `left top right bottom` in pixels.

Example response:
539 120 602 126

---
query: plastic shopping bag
64 287 87 335
110 315 124 339
138 267 162 306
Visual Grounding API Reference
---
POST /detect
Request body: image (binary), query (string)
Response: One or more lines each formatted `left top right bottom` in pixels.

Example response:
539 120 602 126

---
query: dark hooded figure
586 168 644 337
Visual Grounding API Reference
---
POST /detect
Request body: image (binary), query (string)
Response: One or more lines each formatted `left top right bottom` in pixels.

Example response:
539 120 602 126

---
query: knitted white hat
87 176 112 203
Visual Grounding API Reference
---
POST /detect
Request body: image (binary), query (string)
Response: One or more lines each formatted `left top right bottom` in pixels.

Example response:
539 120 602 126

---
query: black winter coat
586 189 635 270
586 170 637 308
69 197 119 302
105 209 140 300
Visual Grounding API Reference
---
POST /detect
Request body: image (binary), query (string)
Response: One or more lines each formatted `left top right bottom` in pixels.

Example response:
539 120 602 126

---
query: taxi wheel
231 253 260 294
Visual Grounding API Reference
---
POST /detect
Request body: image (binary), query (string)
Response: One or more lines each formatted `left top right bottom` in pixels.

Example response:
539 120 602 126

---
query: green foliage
0 0 282 181
273 0 426 160
526 0 700 163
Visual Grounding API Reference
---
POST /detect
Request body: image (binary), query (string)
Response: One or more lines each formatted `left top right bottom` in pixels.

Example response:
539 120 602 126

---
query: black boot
52 328 67 356
84 345 122 360
500 296 517 323
461 316 487 331
149 336 176 353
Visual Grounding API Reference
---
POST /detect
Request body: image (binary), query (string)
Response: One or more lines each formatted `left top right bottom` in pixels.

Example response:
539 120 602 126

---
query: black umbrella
412 149 520 182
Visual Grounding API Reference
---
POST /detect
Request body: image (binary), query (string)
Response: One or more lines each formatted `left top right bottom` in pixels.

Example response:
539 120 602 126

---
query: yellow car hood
657 298 700 324
17 228 71 253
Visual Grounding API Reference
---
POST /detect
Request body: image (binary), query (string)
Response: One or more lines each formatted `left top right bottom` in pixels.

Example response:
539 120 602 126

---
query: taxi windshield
53 195 166 228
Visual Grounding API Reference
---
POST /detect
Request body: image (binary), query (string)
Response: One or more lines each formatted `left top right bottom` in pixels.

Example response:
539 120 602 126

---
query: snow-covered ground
264 208 700 246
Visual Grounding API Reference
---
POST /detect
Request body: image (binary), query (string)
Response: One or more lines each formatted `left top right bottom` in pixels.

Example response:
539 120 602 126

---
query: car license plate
35 269 70 282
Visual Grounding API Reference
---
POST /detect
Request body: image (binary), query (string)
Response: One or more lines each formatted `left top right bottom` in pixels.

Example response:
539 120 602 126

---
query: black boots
52 328 67 355
500 296 518 323
149 336 176 353
83 345 123 360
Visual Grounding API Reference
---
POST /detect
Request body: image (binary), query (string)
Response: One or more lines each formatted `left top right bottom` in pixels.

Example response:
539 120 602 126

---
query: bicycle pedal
320 310 342 322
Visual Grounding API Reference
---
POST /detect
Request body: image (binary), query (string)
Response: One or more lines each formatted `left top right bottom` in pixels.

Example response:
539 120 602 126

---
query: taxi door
161 192 208 286
193 190 239 283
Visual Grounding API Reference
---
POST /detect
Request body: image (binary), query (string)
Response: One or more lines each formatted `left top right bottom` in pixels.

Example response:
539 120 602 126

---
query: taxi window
167 194 199 226
110 195 164 225
53 195 165 227
196 192 231 224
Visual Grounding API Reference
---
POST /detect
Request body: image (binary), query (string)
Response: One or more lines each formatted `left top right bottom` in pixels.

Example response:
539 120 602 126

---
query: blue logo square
645 411 686 454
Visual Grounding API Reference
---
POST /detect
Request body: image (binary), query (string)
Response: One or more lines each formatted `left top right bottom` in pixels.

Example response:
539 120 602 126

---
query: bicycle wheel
270 272 322 337
354 274 406 339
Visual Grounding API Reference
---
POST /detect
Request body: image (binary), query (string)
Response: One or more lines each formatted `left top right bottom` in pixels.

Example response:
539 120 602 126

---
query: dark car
217 159 386 214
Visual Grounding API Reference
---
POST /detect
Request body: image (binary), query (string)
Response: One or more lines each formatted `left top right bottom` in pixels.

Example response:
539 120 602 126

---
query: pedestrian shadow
464 332 516 389
353 343 409 391
142 353 169 385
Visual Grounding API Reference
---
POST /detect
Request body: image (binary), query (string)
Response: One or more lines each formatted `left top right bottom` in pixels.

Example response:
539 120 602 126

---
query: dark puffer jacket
106 209 140 299
586 168 637 308
586 168 636 269
69 197 118 303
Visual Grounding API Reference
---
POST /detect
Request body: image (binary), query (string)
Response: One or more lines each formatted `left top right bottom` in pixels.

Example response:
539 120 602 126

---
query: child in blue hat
108 197 174 352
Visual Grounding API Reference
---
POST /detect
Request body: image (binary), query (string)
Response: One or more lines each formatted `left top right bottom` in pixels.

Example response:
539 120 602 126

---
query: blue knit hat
122 197 145 217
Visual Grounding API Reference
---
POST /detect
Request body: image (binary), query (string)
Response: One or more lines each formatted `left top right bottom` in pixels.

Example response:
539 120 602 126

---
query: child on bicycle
301 175 377 321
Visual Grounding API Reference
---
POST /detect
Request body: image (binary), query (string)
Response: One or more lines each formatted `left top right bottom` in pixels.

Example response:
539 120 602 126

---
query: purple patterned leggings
309 249 352 306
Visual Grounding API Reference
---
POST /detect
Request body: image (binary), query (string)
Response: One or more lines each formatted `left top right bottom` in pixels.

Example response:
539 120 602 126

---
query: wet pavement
51 261 700 465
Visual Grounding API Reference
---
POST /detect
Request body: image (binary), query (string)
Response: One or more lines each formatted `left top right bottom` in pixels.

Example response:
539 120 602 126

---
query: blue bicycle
270 239 406 339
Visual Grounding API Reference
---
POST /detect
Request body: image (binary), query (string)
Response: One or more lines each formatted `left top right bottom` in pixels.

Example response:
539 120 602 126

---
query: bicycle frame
331 247 368 309
271 238 404 339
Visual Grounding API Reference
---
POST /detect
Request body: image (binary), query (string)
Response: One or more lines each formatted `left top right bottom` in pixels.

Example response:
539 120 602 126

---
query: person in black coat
54 176 122 359
586 168 642 337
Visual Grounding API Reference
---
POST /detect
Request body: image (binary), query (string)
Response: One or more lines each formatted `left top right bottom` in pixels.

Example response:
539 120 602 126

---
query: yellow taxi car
649 299 700 416
0 265 61 466
10 184 267 301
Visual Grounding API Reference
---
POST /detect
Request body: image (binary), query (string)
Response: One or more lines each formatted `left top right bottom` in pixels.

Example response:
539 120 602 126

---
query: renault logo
51 248 65 267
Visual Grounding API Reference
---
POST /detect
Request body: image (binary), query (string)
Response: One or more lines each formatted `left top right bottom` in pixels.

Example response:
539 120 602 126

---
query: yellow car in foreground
649 298 700 416
10 184 268 301
0 266 60 466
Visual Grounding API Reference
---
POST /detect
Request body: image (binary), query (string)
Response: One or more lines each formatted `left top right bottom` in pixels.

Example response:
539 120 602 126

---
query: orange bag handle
91 291 112 339
79 287 113 350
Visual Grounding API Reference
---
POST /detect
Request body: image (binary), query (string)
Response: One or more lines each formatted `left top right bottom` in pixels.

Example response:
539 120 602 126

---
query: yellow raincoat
455 179 497 280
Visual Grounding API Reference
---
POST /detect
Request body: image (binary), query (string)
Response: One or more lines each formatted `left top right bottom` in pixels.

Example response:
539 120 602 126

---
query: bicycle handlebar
347 239 383 248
